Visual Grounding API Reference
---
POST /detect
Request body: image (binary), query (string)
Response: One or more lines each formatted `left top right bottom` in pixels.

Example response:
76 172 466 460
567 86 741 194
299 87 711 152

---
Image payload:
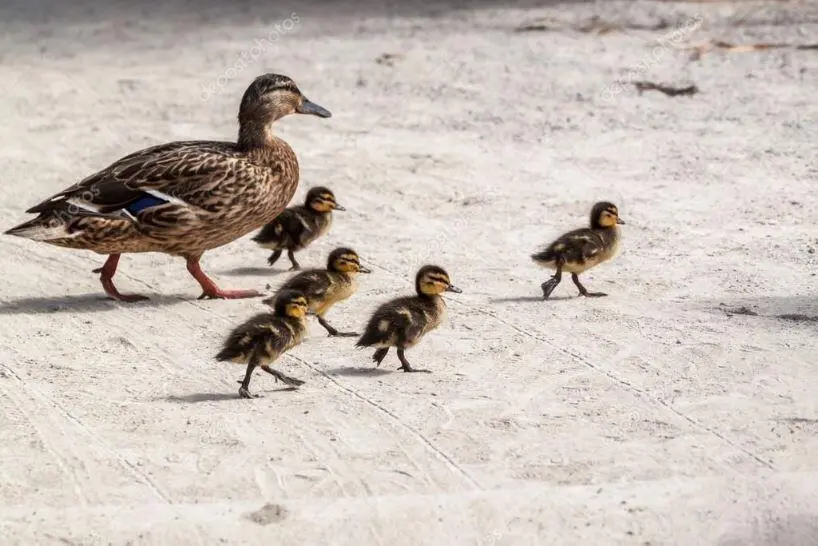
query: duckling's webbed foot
396 348 431 373
267 250 283 267
261 365 305 387
187 257 261 300
317 316 358 337
372 348 389 366
95 254 150 302
541 267 562 300
571 273 607 298
287 249 301 271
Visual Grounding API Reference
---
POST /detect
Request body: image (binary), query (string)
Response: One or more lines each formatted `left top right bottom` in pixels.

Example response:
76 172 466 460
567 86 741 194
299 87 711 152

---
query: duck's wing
26 141 245 217
533 228 605 264
217 314 297 362
252 207 312 247
279 270 332 302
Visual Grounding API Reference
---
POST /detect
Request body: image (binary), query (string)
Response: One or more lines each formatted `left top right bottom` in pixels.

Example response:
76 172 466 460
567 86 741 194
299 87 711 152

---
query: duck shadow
221 267 292 277
327 367 393 377
712 295 818 324
489 295 574 304
0 293 186 315
165 388 298 403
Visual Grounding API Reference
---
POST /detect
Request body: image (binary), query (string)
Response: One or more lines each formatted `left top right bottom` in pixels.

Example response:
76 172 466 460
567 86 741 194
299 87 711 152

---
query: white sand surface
1 0 817 544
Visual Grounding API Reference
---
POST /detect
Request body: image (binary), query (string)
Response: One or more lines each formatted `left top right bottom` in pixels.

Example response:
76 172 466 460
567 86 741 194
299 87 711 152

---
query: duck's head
306 186 345 213
327 247 371 275
416 265 462 296
238 73 331 126
590 201 625 229
273 289 310 319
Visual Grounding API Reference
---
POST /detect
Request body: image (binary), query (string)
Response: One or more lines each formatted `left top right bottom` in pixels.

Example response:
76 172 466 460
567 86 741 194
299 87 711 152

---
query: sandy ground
1 0 817 544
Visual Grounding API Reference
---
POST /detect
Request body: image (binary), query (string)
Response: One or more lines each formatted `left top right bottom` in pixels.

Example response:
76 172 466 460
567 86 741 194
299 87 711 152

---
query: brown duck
356 265 461 373
532 201 625 299
4 73 331 301
252 186 344 270
216 289 309 399
264 247 370 337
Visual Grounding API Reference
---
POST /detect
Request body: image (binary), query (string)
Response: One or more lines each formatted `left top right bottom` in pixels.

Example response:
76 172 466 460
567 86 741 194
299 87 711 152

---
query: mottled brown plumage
253 186 344 270
216 289 309 399
264 247 370 337
532 201 625 299
356 265 461 373
5 73 331 302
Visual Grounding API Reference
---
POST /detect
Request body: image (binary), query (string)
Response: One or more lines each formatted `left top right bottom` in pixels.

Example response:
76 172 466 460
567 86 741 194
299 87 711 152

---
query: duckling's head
327 247 371 275
238 73 331 126
273 289 310 319
306 187 345 213
416 265 462 296
590 202 626 229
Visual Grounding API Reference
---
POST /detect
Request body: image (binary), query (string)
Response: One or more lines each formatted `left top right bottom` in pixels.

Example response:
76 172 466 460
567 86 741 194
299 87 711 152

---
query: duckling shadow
711 295 818 324
327 367 393 377
0 293 185 315
489 295 573 304
165 388 298 403
221 267 291 277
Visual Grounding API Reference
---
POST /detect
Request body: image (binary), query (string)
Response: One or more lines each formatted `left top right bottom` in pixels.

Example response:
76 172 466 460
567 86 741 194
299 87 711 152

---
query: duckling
264 247 370 337
531 201 625 300
253 186 344 270
216 289 309 398
5 73 331 301
356 265 461 373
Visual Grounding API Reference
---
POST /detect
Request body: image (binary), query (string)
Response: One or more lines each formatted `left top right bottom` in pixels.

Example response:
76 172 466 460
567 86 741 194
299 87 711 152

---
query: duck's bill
297 98 332 118
358 265 372 274
446 285 463 293
333 203 346 211
617 218 626 225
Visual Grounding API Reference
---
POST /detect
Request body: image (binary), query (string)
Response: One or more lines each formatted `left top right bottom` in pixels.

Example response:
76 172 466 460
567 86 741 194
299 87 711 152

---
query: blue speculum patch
125 194 168 215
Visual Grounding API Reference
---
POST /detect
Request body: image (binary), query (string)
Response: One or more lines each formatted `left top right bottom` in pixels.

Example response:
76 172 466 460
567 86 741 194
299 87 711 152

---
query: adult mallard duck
356 265 461 373
252 186 344 270
531 201 625 299
4 73 331 301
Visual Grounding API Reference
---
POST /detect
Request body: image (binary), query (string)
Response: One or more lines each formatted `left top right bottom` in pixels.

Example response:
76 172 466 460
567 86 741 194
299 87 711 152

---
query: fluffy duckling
216 289 309 398
264 247 370 337
253 186 344 270
531 201 625 300
356 265 461 373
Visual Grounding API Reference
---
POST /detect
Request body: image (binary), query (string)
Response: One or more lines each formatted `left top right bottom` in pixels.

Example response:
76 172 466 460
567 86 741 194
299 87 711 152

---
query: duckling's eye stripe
427 275 449 283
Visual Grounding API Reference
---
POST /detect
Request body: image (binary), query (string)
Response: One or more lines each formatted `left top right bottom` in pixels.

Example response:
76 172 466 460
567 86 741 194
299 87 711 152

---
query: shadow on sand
326 367 393 377
165 387 299 403
0 293 187 315
489 295 574 304
221 266 291 277
713 295 818 324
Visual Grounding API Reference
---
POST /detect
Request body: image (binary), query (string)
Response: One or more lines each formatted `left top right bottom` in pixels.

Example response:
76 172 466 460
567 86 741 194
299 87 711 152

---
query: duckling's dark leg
372 348 389 366
287 249 301 271
541 262 563 300
238 363 258 399
317 316 358 337
260 365 305 387
267 250 283 267
186 256 261 300
397 348 432 373
93 254 149 302
571 273 607 298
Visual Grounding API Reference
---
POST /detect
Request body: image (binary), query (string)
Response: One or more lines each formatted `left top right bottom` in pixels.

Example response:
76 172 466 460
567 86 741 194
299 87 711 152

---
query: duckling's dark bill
297 99 332 118
447 285 462 293
333 204 346 211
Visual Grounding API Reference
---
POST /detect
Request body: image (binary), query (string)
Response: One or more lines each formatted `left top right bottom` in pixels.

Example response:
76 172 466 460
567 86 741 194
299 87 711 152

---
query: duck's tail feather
4 212 77 242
